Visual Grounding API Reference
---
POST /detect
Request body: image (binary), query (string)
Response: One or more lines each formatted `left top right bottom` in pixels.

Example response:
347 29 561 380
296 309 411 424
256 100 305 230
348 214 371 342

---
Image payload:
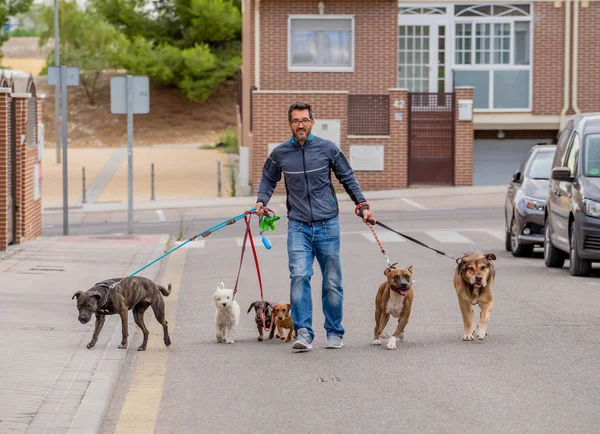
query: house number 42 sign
393 99 405 109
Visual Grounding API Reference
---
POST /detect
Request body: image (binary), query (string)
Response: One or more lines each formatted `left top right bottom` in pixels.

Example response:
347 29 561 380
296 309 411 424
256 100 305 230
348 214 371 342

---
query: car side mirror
551 167 574 182
512 171 522 183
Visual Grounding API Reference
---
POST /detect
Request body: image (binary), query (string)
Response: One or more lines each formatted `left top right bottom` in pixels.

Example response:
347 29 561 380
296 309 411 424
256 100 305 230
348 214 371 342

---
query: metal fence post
151 162 155 201
82 167 87 204
217 160 222 197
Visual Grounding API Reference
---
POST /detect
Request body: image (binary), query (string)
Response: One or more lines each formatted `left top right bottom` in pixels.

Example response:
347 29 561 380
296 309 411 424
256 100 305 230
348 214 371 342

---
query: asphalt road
74 201 600 434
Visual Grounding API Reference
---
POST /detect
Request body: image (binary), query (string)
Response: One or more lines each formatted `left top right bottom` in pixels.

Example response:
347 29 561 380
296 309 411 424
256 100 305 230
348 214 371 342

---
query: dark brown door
408 92 455 185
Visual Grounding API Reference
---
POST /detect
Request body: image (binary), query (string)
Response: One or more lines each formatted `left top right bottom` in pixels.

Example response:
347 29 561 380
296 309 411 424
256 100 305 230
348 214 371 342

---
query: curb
23 234 170 434
68 234 170 434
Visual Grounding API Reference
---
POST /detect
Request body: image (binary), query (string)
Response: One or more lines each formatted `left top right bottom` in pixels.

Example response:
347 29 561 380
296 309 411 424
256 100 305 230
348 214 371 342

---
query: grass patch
199 144 215 150
218 128 238 154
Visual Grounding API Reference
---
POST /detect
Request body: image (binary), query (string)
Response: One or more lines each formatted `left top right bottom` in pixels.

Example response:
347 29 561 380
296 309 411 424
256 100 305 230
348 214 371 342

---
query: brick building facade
0 78 44 251
239 0 600 193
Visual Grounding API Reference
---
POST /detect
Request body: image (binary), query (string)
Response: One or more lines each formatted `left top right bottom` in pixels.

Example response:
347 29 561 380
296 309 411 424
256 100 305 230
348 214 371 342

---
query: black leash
374 221 460 263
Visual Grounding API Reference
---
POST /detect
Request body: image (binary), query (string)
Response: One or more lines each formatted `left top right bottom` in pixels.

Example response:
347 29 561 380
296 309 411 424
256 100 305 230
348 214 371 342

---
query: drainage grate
29 266 66 272
87 234 139 240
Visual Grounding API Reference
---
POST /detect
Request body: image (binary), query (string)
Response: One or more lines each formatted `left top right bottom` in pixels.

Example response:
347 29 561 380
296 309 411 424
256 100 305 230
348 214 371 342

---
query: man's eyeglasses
290 118 311 126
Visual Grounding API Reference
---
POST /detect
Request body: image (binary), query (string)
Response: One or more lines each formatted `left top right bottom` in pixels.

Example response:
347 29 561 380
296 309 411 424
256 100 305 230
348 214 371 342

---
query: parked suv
505 145 556 257
544 113 600 276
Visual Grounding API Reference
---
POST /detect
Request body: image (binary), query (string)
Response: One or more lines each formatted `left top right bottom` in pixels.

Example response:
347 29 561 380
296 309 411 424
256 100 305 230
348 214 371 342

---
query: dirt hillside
34 72 238 148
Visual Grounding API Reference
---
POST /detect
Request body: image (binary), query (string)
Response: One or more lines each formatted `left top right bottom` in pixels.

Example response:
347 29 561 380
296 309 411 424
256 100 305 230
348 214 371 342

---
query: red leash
233 213 265 300
233 210 276 332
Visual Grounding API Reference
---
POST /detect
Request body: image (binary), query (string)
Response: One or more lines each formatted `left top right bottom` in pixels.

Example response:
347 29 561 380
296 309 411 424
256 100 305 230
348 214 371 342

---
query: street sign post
110 75 150 234
48 65 80 236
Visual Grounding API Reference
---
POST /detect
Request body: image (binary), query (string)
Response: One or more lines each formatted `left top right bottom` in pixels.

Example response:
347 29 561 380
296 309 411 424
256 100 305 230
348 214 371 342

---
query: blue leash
125 208 257 279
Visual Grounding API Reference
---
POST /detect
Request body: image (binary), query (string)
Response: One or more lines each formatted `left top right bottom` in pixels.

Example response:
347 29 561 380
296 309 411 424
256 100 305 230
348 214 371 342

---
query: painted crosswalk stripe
401 198 428 210
361 231 406 242
236 236 265 247
425 230 474 244
175 240 205 248
488 231 506 241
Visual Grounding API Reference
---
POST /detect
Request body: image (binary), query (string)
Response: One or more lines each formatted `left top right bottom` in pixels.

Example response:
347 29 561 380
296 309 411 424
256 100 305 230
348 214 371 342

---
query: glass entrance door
398 24 448 93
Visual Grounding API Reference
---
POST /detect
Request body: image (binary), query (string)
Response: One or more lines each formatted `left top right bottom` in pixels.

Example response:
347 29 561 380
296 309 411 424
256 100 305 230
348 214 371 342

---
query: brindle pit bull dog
72 276 172 351
453 252 496 341
373 264 414 350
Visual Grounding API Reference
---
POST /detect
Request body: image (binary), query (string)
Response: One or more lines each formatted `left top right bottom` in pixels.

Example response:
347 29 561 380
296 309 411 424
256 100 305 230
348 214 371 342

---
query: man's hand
255 201 265 217
362 208 376 225
356 202 376 225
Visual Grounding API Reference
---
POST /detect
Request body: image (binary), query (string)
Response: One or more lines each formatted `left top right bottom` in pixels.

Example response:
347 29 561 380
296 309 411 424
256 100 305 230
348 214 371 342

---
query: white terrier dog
213 282 240 344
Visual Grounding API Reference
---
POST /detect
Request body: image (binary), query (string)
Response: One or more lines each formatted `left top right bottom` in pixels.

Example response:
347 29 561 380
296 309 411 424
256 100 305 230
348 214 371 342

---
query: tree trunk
80 72 101 106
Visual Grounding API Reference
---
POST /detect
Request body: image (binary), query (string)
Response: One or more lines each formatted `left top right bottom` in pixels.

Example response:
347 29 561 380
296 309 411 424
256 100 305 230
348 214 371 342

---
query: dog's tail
158 283 172 297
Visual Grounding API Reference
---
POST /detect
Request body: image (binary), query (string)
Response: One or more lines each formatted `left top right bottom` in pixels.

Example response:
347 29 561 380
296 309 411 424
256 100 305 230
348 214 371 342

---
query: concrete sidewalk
41 146 235 208
0 233 169 433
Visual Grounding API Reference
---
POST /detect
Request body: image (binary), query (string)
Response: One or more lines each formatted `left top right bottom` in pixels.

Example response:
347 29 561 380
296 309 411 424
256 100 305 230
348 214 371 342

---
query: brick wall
251 89 410 198
251 92 348 197
454 87 474 186
576 1 600 113
257 0 397 93
532 2 566 116
0 90 9 250
12 94 42 245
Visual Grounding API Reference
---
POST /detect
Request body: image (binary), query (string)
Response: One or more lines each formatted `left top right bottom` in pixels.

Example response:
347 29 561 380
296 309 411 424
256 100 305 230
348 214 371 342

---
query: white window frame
452 3 534 112
397 13 452 93
397 2 533 112
288 14 355 73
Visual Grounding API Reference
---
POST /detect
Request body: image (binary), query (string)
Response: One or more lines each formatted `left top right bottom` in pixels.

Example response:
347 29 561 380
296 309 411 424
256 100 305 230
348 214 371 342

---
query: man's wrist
355 201 370 216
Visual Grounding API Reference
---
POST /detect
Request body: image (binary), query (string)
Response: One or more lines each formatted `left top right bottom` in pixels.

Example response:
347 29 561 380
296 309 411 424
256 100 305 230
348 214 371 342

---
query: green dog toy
259 215 280 233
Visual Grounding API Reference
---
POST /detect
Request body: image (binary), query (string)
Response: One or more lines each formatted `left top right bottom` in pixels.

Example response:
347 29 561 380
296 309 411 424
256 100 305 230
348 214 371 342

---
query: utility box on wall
314 119 341 147
458 100 473 121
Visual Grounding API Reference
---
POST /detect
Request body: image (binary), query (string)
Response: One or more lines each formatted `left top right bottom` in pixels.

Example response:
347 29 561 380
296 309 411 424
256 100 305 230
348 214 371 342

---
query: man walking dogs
254 102 375 351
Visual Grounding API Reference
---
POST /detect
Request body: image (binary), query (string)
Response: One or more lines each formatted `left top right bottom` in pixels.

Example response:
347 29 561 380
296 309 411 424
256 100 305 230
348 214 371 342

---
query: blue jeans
287 216 344 341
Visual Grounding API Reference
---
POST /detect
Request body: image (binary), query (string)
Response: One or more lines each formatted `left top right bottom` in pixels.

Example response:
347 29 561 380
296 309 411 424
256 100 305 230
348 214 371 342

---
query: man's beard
293 127 311 143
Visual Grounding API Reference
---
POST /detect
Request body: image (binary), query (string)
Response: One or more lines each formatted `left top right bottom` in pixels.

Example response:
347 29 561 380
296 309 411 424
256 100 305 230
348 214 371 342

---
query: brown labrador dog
72 276 172 351
373 265 414 350
453 252 496 341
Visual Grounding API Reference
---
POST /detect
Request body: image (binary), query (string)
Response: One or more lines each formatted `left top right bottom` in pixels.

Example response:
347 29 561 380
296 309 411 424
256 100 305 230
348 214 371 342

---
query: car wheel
510 217 533 257
504 226 511 252
569 228 591 276
544 222 566 268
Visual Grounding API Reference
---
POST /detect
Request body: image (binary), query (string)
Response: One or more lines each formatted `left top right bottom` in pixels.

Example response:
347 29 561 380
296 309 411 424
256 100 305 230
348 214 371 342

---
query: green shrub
218 128 238 154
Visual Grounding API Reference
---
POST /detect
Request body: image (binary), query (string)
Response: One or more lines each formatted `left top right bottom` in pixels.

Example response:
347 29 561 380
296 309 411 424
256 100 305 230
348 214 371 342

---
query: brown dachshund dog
273 303 295 342
247 300 276 341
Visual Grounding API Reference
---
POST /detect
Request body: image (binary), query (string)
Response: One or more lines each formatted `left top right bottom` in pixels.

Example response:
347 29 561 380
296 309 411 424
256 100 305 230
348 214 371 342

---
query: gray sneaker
292 328 312 351
326 335 343 349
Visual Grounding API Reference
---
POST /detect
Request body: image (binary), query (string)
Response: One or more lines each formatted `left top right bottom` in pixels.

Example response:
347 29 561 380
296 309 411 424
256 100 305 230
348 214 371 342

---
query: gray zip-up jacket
256 134 367 223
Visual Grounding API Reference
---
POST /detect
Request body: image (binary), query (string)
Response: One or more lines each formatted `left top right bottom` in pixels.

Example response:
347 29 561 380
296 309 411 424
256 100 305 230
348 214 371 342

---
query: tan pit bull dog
373 264 414 350
453 252 496 341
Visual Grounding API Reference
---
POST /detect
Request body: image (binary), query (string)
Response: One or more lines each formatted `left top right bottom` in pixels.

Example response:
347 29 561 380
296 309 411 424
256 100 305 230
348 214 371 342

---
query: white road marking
236 236 266 247
361 231 406 242
488 231 506 241
156 210 166 222
401 198 428 210
425 230 474 244
176 240 205 248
